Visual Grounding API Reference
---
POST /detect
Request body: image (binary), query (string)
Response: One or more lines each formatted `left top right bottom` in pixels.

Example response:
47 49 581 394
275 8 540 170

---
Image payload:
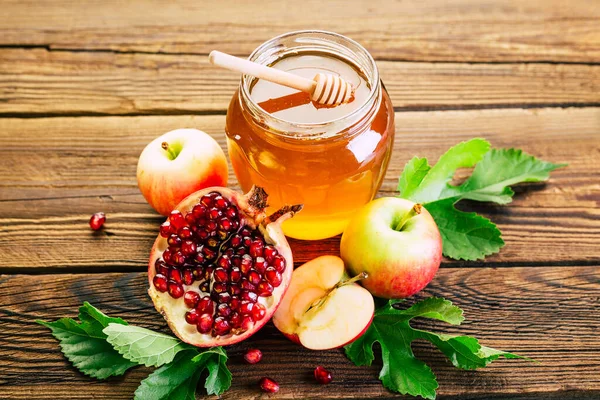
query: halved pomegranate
148 186 301 347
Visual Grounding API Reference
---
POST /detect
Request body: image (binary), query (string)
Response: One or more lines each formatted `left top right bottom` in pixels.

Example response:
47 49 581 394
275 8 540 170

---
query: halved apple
273 255 374 350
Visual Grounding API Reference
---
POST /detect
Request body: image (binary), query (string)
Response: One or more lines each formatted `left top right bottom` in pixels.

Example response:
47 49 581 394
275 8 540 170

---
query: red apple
137 128 228 216
340 198 442 299
273 255 374 350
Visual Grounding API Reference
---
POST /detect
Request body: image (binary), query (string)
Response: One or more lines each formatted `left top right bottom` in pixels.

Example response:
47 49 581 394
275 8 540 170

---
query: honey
225 31 395 240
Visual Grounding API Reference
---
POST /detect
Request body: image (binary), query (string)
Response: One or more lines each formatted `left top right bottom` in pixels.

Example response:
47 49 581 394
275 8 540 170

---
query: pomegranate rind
148 186 296 347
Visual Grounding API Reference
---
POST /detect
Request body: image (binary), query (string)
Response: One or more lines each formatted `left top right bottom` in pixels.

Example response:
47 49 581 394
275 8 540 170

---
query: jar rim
239 30 380 139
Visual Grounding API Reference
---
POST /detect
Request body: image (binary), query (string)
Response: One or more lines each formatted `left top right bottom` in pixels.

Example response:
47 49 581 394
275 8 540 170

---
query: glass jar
225 31 395 240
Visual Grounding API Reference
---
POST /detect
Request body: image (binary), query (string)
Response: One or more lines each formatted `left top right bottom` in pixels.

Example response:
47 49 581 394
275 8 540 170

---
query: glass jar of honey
225 31 395 240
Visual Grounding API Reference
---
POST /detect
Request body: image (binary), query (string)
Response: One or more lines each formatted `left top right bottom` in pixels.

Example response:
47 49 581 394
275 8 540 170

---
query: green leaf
345 298 529 400
425 199 504 261
36 302 137 379
103 323 194 367
398 139 565 260
134 347 231 400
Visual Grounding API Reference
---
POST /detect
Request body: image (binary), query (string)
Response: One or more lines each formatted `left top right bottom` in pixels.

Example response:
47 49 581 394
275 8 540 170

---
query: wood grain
0 266 598 399
1 0 599 62
0 108 598 270
1 48 599 116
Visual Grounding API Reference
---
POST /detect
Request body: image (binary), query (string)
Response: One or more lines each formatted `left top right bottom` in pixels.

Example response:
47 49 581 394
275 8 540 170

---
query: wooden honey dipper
209 50 354 106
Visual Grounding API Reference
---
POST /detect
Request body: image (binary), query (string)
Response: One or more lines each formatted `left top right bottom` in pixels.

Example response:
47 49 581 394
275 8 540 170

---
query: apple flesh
137 128 228 216
340 198 442 299
273 255 374 350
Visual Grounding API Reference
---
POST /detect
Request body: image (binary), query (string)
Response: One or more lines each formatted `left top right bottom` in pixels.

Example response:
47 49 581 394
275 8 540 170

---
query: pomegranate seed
153 274 168 292
229 285 241 295
253 257 267 273
197 296 214 314
259 377 279 393
230 297 241 311
193 267 204 279
244 348 263 364
167 281 184 298
225 206 238 219
169 269 183 284
230 312 242 328
249 240 264 258
214 268 228 283
236 247 248 255
203 266 214 280
200 195 214 208
208 208 222 220
214 196 229 209
200 281 210 293
185 309 200 324
197 313 213 334
218 218 232 231
240 279 256 291
203 247 216 260
159 221 172 237
242 291 258 303
252 303 266 321
241 316 253 331
192 204 207 218
184 291 200 308
181 240 197 256
240 300 254 315
314 366 333 384
231 255 241 267
265 267 282 287
217 230 228 240
230 234 243 248
197 229 209 240
217 255 231 269
242 236 252 247
194 250 205 264
217 303 232 317
224 248 235 257
257 281 273 297
162 248 173 264
183 269 194 285
185 213 196 225
240 255 253 274
155 259 169 276
272 255 286 272
248 271 261 285
168 234 182 247
230 267 242 283
206 220 218 232
207 237 219 248
88 212 106 231
213 282 227 293
263 245 277 262
172 251 185 266
240 227 252 237
213 317 231 336
169 210 186 229
178 226 192 239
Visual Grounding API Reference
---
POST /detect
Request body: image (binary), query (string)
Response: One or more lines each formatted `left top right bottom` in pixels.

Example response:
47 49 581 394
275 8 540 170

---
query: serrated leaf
103 323 193 367
37 303 136 379
425 199 504 261
398 157 431 199
134 347 231 400
398 139 565 260
406 138 490 204
345 298 528 399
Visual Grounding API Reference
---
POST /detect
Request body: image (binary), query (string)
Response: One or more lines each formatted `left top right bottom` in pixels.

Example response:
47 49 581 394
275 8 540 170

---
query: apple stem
305 272 368 314
394 203 423 231
161 141 178 160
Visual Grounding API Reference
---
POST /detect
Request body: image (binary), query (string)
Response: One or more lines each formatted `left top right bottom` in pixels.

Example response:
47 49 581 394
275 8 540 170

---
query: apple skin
340 197 442 299
137 128 228 216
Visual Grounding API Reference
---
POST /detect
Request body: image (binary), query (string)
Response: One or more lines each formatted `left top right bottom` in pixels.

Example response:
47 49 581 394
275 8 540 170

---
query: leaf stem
394 203 422 231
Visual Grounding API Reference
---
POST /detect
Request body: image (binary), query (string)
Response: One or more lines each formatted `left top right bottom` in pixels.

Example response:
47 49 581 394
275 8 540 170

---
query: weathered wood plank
0 266 598 399
1 48 599 116
1 0 599 62
0 108 598 270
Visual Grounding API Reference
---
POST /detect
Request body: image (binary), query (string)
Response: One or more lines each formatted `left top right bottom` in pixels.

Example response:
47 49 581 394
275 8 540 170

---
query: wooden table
1 1 599 399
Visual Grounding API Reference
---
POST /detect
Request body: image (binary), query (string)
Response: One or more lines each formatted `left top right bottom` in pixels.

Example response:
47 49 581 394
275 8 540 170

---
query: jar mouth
240 30 380 139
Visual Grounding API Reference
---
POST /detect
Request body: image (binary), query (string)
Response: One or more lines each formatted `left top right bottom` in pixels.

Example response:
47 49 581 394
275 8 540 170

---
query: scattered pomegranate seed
89 212 106 231
244 348 263 364
259 377 279 393
314 366 333 384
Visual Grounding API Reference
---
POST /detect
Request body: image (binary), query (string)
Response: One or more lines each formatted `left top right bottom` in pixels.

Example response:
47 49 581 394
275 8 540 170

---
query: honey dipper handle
209 50 315 93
